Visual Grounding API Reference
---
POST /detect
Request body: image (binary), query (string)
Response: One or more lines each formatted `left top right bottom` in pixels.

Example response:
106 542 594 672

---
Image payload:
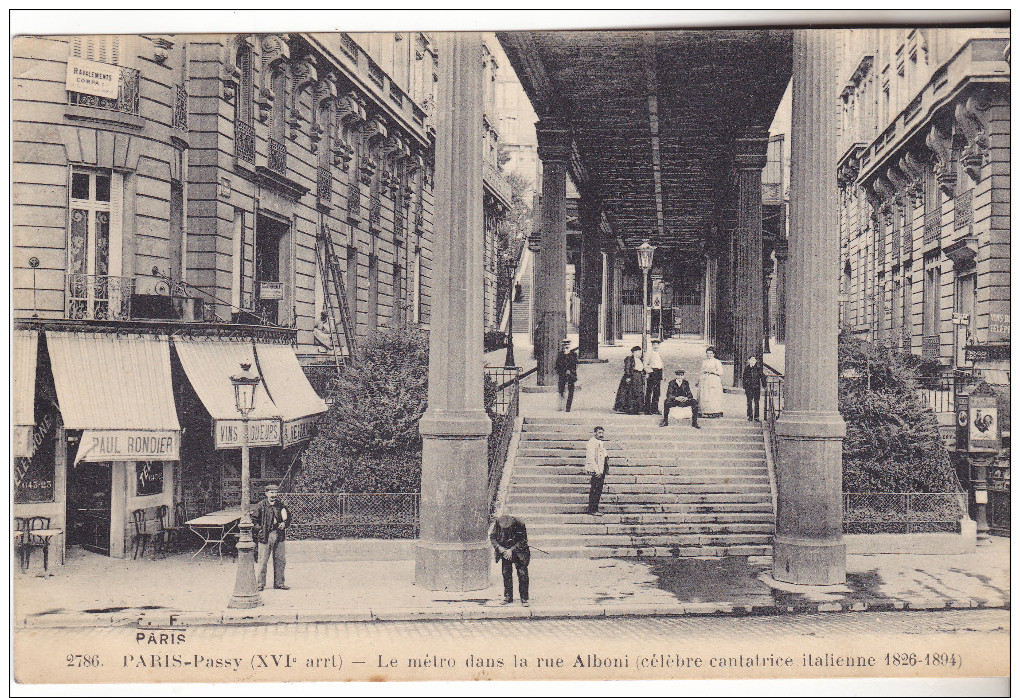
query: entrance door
954 272 976 368
66 448 112 555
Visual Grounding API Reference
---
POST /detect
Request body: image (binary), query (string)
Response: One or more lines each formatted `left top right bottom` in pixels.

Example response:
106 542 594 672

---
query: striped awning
255 343 328 446
46 332 180 462
13 330 38 458
173 337 282 449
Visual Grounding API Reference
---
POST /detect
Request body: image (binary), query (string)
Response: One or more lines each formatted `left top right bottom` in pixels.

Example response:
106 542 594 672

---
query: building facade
11 31 456 557
836 29 1010 375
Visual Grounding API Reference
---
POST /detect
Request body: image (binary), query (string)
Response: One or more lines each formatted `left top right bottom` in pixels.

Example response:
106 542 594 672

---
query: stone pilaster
773 29 847 586
604 246 617 345
415 32 492 591
613 255 624 341
534 124 570 386
714 225 734 357
578 196 602 360
733 136 769 386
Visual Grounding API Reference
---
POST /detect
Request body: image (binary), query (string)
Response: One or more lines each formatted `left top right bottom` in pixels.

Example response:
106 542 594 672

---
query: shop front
45 331 181 558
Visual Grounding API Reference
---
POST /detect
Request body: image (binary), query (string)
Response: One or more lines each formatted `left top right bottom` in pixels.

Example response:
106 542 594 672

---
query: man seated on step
659 369 701 428
584 426 610 516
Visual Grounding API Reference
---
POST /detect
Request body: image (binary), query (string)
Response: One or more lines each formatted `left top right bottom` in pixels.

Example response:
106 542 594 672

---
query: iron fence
68 65 140 115
285 492 419 540
485 366 521 514
843 492 966 534
66 273 133 320
917 373 975 414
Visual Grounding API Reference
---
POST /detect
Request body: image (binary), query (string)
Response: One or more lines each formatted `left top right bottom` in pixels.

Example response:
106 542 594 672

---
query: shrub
295 324 428 493
484 329 507 352
838 333 961 493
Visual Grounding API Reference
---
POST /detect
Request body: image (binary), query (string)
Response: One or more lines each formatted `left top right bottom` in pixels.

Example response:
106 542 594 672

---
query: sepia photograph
8 9 1010 693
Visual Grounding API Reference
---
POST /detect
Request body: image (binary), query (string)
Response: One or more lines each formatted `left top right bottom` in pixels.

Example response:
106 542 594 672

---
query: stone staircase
505 414 774 558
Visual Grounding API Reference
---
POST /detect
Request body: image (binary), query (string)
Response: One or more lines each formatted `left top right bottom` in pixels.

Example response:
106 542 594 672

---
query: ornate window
67 168 129 320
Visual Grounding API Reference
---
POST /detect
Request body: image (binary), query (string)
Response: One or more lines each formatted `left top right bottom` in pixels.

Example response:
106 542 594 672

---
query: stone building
11 31 446 557
836 28 1010 375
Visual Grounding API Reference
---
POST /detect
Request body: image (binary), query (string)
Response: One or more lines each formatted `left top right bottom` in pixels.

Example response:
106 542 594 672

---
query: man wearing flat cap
555 338 578 412
251 483 291 590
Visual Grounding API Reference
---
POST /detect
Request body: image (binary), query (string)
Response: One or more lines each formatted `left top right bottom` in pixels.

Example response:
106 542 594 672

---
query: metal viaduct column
415 32 491 591
773 29 847 586
578 195 603 361
732 135 770 386
534 124 570 387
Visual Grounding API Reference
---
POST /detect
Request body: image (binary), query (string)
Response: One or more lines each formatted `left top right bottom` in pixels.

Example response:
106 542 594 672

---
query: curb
19 596 1008 629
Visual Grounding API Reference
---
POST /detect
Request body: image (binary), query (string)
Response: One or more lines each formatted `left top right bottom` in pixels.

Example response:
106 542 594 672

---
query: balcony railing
368 195 381 230
268 138 287 175
954 189 973 230
922 334 940 361
66 274 133 321
347 179 361 221
172 84 188 131
67 65 140 115
923 211 941 245
317 164 332 202
235 121 255 164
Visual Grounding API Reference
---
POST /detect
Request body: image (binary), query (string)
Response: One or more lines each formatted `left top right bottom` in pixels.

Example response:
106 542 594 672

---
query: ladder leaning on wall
315 222 358 373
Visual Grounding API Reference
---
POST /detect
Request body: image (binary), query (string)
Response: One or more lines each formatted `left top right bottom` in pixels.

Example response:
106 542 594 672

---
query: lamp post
503 247 517 368
637 240 656 353
227 362 262 609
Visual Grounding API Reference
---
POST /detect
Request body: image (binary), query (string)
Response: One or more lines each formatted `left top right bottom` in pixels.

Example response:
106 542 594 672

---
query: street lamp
637 240 656 353
227 362 262 609
503 248 518 368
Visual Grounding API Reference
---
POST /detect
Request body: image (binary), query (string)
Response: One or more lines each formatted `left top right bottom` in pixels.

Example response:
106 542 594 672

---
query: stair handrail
762 367 784 520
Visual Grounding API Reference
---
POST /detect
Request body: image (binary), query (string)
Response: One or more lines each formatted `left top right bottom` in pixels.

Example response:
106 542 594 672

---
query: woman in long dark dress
613 346 646 414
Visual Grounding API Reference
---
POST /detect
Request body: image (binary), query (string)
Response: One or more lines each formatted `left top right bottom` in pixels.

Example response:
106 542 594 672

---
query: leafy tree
838 333 961 493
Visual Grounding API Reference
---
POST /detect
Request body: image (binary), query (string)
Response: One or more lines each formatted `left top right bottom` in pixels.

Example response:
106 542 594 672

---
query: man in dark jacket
659 369 701 428
555 339 578 412
741 355 767 422
250 484 291 591
490 514 530 606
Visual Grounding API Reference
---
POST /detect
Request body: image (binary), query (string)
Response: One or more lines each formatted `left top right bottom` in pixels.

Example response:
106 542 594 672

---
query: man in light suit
585 426 610 515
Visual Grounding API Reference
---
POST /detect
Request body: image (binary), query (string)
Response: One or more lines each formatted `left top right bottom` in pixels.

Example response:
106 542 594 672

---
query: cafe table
185 508 242 559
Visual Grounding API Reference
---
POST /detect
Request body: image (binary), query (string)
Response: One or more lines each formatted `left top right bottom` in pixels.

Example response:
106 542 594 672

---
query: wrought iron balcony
173 84 188 131
317 164 332 202
235 121 255 164
368 195 381 230
922 334 940 361
923 210 941 245
67 65 140 115
268 138 287 175
347 179 361 220
66 274 134 321
954 190 973 230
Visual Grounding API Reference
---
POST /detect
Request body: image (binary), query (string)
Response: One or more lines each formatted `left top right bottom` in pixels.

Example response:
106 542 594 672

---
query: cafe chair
131 508 159 560
13 517 28 571
22 516 53 572
163 501 189 554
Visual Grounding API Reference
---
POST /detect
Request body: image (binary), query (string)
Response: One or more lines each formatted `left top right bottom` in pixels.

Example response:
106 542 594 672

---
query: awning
173 338 282 449
46 332 181 462
13 330 38 458
255 343 329 446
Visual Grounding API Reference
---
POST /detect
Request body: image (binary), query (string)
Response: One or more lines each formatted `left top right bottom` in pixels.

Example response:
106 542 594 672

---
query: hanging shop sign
967 383 1001 453
65 57 120 99
214 419 282 449
282 415 317 447
76 430 180 463
13 411 58 503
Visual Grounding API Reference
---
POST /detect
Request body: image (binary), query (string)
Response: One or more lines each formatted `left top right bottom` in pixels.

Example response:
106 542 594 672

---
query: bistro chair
13 517 28 571
163 501 189 554
22 516 52 572
153 505 172 558
131 508 159 560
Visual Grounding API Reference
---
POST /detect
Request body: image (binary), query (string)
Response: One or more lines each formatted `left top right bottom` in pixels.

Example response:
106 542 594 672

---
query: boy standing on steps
584 426 609 515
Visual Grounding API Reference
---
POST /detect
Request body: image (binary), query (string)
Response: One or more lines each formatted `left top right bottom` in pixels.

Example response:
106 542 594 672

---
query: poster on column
10 11 1009 695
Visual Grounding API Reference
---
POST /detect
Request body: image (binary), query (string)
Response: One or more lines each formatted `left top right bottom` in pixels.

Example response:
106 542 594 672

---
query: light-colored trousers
257 529 286 589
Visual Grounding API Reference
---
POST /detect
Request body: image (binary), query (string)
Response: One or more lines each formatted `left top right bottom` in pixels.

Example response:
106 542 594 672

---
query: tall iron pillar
773 29 847 586
534 124 570 386
732 136 769 386
415 31 492 591
578 196 603 360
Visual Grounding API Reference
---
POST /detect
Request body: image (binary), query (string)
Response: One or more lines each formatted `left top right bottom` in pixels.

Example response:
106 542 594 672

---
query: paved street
13 609 1009 683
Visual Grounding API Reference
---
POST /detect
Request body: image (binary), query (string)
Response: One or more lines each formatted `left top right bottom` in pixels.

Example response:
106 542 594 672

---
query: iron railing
66 273 133 320
316 164 332 202
368 194 381 230
762 370 784 478
235 121 255 163
843 492 967 534
954 189 973 230
173 84 188 130
67 65 140 115
485 366 521 515
285 492 419 540
347 179 361 220
923 211 941 245
268 138 287 175
921 334 940 361
917 372 976 414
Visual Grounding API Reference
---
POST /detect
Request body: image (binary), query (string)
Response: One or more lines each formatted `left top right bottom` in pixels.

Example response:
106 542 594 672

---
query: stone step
514 465 769 477
520 512 775 525
511 490 771 503
529 544 773 559
515 484 771 498
518 439 763 451
514 475 770 488
527 522 774 535
512 479 769 494
517 452 764 463
515 457 765 468
521 426 761 437
510 500 773 513
528 533 773 548
524 415 755 425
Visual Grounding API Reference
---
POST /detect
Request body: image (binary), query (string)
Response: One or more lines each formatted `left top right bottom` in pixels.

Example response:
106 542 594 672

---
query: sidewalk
14 536 1008 628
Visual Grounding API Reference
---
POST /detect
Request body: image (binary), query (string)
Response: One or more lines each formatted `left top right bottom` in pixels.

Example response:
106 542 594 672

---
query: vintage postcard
9 10 1010 692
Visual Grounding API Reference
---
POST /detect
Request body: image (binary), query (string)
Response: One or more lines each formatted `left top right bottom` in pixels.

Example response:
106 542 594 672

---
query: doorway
255 214 289 325
66 440 112 555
